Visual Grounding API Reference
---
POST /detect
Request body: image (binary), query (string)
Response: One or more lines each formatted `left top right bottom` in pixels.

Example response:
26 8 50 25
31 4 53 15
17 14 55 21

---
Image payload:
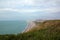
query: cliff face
24 20 60 32
23 20 45 32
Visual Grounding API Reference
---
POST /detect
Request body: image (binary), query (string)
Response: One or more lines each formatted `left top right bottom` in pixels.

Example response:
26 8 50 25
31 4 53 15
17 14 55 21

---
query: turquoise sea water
0 21 27 34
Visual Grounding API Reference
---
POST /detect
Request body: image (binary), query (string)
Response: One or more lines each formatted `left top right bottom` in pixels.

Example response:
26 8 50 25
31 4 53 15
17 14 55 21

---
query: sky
0 0 60 20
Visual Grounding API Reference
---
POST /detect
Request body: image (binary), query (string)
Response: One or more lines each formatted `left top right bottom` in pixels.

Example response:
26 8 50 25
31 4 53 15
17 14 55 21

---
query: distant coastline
23 19 60 33
23 21 35 32
23 20 44 33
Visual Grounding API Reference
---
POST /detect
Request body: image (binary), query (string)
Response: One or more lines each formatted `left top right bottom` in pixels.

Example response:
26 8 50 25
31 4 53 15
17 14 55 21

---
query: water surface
0 20 27 34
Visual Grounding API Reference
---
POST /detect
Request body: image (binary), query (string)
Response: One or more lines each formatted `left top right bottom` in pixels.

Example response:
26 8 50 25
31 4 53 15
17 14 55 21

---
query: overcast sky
0 0 60 20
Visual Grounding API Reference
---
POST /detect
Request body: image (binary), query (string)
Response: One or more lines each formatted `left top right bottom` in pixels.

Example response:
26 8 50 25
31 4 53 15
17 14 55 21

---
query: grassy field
0 20 60 40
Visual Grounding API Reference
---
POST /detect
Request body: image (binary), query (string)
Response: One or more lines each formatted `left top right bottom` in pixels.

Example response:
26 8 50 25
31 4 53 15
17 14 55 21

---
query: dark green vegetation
0 20 60 40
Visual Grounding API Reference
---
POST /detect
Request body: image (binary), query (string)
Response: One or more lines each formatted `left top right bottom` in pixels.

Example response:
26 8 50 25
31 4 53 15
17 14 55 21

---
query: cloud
0 7 60 20
0 0 34 8
0 7 60 13
33 0 60 7
0 8 37 13
0 0 60 8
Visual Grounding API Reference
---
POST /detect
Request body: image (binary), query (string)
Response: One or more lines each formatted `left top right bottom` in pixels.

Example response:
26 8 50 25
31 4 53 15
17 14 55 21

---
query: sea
0 20 27 34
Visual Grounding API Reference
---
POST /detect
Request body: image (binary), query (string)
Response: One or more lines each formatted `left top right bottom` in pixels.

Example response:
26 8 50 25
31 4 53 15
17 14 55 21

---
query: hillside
26 20 60 32
0 20 60 40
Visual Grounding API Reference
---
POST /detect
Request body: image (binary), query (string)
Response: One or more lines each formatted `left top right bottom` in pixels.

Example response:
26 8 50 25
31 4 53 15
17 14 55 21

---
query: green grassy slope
0 20 60 40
